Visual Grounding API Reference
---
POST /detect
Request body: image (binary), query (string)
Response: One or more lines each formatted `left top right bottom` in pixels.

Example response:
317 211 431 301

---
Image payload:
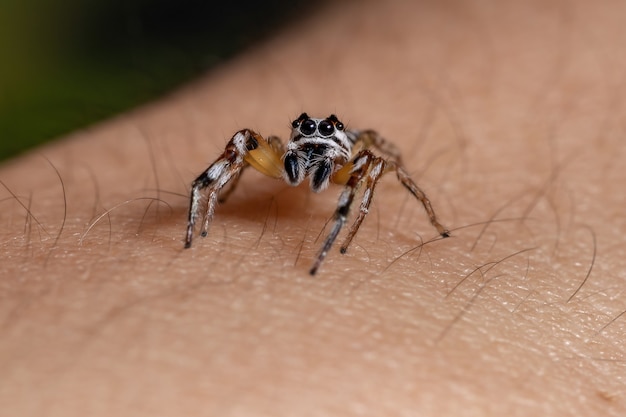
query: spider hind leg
355 129 451 238
394 164 450 237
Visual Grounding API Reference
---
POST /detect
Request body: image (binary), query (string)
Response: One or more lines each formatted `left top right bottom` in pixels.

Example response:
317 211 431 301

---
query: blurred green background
0 0 312 162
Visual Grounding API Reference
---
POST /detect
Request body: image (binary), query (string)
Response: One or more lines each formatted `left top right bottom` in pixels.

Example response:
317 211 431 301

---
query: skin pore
0 0 624 416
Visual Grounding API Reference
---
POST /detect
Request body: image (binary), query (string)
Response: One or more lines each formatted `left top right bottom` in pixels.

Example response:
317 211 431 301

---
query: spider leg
351 129 450 238
339 154 386 254
310 151 374 275
217 165 249 204
349 129 404 163
394 163 450 237
185 134 247 248
184 129 284 248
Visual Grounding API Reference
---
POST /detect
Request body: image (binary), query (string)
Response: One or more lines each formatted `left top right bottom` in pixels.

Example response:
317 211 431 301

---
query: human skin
0 0 624 416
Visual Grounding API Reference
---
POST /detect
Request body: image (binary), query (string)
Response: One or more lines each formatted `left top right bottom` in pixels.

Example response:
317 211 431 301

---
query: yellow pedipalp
332 161 354 185
332 140 366 185
244 133 284 179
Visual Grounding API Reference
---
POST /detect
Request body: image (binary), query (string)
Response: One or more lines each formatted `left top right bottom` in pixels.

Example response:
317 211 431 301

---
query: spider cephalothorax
184 112 450 274
284 113 352 192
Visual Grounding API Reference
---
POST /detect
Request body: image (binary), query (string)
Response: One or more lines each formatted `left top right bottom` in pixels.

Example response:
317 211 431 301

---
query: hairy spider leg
348 129 403 163
394 163 450 237
185 133 246 247
339 153 387 254
352 129 450 238
217 166 249 204
310 150 374 275
184 129 284 248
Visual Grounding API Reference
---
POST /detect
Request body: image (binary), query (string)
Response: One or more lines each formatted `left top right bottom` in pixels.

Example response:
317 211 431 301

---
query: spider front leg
339 154 387 254
310 150 375 275
184 129 284 248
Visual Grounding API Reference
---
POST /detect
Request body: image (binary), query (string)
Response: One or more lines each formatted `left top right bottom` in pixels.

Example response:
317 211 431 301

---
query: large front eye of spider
318 120 335 136
300 119 317 135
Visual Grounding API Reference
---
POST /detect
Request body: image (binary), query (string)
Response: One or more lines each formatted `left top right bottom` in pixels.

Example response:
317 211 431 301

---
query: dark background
0 0 314 161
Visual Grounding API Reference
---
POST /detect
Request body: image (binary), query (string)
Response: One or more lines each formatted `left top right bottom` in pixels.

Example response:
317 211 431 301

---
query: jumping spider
185 113 450 275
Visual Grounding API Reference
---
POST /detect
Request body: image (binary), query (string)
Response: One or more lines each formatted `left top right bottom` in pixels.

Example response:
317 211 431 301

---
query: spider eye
318 120 335 136
327 114 344 131
292 112 309 128
300 119 316 135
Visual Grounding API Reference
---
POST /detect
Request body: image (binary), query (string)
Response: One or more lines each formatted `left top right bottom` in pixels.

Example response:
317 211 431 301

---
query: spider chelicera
184 113 450 275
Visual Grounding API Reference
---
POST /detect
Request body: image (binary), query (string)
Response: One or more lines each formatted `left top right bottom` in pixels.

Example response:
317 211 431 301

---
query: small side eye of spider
184 113 450 275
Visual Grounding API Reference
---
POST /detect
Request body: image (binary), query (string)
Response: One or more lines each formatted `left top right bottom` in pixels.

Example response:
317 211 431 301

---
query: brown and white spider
184 113 450 275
